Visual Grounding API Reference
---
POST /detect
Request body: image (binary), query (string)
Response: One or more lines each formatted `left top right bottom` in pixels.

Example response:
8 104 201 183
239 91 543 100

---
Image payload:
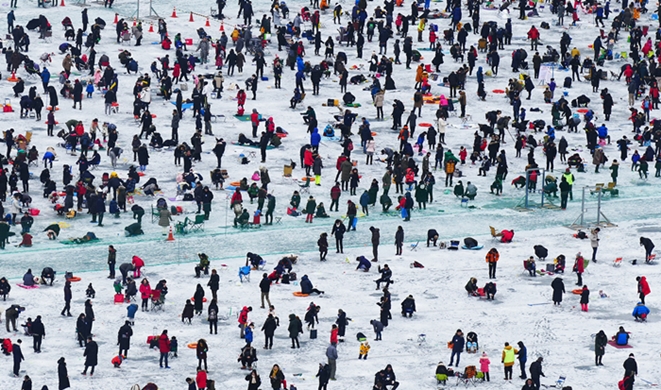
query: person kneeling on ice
484 282 497 300
465 278 478 296
356 256 372 272
632 302 650 322
112 354 123 368
401 295 416 317
525 256 536 276
614 326 630 346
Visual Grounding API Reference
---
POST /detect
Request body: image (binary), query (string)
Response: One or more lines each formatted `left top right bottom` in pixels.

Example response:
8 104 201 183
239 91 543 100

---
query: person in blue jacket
300 275 324 295
517 341 528 379
359 190 370 216
127 303 138 325
22 269 35 286
356 256 371 272
615 326 630 346
633 302 650 322
310 128 321 153
40 67 50 94
451 6 462 29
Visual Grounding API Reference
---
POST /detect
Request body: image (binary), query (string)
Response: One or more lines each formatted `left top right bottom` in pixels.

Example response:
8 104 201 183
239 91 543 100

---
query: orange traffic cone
205 18 210 27
189 12 194 22
220 21 224 31
148 22 154 33
7 71 17 82
166 226 175 241
113 13 118 24
171 6 177 18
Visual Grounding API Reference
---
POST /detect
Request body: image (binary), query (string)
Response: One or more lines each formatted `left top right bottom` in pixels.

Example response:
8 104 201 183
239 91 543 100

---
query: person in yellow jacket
417 18 427 42
486 248 499 279
570 47 580 59
359 342 370 360
502 342 518 380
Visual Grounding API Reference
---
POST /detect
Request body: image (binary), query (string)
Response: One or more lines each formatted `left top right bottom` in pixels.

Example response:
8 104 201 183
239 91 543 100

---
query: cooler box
310 329 317 339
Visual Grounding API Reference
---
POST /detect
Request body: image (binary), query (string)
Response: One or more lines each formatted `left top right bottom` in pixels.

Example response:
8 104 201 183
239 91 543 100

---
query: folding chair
187 214 205 232
239 266 251 282
647 254 657 264
456 365 477 387
489 226 502 241
150 289 164 311
613 257 623 267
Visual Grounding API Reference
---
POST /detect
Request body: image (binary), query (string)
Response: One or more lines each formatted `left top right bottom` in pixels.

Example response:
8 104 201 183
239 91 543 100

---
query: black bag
356 332 367 341
534 245 548 259
464 23 472 32
343 92 356 104
281 274 290 284
564 77 572 88
576 231 587 239
183 193 194 201
464 237 478 248
310 329 317 339
289 272 297 281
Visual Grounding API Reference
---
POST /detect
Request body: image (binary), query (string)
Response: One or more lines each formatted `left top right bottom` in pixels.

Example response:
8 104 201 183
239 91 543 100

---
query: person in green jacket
368 179 379 205
264 194 276 225
609 159 619 184
234 209 250 227
315 203 329 218
382 169 392 196
290 191 301 209
304 196 316 223
414 183 428 209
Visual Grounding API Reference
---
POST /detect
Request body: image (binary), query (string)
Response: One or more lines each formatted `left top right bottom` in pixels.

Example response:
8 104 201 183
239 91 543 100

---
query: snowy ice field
1 0 661 389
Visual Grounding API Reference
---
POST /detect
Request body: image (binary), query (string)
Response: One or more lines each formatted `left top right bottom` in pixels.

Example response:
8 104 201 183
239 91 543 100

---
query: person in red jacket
637 276 651 304
330 324 339 345
132 256 145 278
238 306 252 339
158 330 170 368
111 354 123 368
139 278 151 311
250 109 260 138
196 368 208 390
330 182 341 211
574 253 585 286
527 26 539 51
304 148 314 177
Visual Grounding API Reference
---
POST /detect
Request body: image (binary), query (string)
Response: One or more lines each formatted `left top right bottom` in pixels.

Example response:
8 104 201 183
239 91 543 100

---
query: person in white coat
11 193 23 224
437 116 446 144
366 138 376 165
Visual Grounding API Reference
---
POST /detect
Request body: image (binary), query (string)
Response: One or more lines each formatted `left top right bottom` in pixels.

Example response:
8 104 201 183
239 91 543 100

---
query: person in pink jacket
479 351 490 382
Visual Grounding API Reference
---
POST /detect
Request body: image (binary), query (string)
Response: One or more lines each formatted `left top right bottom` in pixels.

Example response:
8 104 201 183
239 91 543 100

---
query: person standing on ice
580 285 590 312
502 342 515 380
448 329 464 367
516 341 527 379
589 227 600 262
551 277 565 305
573 253 585 286
636 276 651 304
82 336 98 376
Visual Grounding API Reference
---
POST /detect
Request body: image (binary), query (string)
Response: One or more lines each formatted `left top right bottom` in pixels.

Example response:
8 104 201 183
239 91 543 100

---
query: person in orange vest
486 248 499 279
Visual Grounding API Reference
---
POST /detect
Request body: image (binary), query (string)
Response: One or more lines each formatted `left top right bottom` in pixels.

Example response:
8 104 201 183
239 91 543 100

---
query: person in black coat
207 269 220 301
623 353 637 377
395 226 404 256
316 363 331 390
76 314 88 347
529 357 545 389
118 320 133 358
82 337 98 375
261 313 278 349
58 357 70 390
551 277 565 305
640 237 655 262
335 309 349 340
72 80 83 109
84 299 95 334
13 339 24 376
31 316 45 353
61 280 72 316
331 219 346 253
401 295 416 317
193 284 205 315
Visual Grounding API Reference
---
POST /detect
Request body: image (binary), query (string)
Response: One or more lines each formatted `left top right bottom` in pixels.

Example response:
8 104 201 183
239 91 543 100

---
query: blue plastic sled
461 245 484 250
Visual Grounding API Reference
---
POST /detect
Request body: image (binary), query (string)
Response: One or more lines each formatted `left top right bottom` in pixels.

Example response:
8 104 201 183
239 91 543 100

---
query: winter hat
629 353 635 357
482 352 488 357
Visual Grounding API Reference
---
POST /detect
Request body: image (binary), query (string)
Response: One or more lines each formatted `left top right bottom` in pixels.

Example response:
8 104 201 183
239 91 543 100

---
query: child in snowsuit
86 283 96 298
359 342 370 359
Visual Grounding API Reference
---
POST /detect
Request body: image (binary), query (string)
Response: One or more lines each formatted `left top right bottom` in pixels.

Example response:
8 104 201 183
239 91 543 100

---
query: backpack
618 377 628 390
347 142 354 151
464 237 478 248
